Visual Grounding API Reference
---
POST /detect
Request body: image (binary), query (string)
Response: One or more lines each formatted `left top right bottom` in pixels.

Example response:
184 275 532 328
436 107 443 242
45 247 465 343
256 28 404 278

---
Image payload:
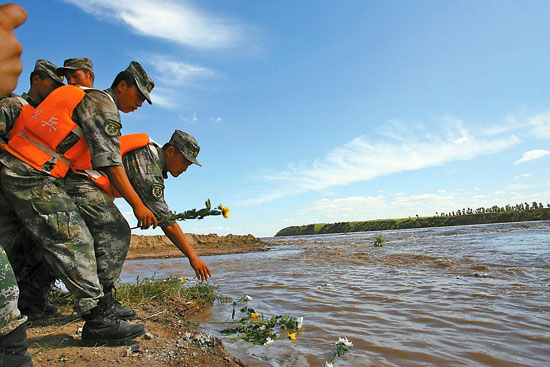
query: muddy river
121 221 550 366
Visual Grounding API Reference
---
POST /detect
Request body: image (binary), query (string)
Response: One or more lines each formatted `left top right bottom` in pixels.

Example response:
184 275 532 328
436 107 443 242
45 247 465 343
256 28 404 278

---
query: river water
121 221 550 366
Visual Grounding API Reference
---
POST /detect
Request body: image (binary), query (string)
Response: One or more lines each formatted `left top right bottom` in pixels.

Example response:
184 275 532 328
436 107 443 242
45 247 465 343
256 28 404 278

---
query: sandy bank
127 233 270 260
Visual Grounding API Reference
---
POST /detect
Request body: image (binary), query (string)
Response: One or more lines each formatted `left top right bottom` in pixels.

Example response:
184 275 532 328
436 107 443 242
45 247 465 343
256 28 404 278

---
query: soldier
56 57 94 88
68 131 212 314
0 61 156 345
125 131 212 281
0 59 65 319
0 3 33 365
63 62 159 320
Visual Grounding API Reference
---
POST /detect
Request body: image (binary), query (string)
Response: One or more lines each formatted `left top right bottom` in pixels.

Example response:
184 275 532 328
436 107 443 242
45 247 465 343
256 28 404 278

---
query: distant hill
275 207 550 237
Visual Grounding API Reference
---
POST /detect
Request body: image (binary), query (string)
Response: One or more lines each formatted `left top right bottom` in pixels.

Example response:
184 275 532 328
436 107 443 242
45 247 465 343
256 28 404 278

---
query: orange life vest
1 85 87 178
72 133 150 197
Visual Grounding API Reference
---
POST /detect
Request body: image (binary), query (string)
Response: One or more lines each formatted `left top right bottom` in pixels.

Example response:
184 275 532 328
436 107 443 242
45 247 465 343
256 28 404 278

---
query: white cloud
514 173 532 179
245 120 519 205
514 149 550 164
146 54 215 85
61 0 243 50
526 113 550 139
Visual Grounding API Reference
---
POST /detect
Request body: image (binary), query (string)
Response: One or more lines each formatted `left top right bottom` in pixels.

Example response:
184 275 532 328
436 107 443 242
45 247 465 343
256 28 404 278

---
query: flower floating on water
296 316 303 329
218 204 230 218
178 278 188 283
222 307 304 346
325 337 353 366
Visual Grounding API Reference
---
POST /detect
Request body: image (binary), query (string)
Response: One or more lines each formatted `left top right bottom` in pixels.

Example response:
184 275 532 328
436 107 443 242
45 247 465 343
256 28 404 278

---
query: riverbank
24 234 269 366
128 233 270 259
275 207 550 236
26 279 247 367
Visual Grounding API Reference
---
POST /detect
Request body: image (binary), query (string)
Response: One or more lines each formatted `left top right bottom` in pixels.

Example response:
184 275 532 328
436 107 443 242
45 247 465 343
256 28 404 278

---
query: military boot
18 282 56 318
0 323 34 367
81 304 146 346
101 287 137 321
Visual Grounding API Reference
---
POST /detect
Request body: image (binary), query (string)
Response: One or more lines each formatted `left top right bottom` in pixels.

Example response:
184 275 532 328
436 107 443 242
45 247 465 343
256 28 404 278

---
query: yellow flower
251 312 259 319
218 204 230 218
288 333 297 341
179 278 188 283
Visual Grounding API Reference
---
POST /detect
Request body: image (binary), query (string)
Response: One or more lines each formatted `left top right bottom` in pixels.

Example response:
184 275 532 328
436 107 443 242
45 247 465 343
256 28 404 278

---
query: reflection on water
121 221 550 366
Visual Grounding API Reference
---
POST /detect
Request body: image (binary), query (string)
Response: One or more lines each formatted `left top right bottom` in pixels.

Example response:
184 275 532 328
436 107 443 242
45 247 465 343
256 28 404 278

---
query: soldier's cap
55 57 93 75
169 130 201 166
124 61 154 105
34 59 64 85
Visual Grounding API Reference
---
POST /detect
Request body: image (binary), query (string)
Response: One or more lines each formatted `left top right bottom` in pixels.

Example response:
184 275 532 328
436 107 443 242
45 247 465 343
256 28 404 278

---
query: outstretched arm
162 222 212 282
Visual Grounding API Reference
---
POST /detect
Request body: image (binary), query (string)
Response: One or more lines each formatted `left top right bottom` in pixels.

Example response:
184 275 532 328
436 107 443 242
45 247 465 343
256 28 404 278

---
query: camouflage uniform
63 62 155 290
0 61 125 314
123 130 201 225
63 88 129 290
123 141 175 225
0 92 54 292
0 246 26 336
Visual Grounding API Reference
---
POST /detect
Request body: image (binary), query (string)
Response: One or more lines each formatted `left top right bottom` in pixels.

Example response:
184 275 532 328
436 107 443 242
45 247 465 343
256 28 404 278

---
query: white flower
244 295 253 301
336 337 353 347
324 362 333 367
263 337 274 346
296 316 303 329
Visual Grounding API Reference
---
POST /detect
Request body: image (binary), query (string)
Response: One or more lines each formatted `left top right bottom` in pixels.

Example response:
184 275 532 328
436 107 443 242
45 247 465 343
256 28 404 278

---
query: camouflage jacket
122 142 175 226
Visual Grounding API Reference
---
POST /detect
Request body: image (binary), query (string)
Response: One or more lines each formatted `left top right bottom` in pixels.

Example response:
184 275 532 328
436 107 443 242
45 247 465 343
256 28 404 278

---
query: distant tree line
275 201 550 237
434 201 550 217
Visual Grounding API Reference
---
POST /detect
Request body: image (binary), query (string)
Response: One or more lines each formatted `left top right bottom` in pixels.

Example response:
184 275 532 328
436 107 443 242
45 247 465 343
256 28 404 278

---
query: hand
0 3 27 96
133 203 158 229
189 256 212 282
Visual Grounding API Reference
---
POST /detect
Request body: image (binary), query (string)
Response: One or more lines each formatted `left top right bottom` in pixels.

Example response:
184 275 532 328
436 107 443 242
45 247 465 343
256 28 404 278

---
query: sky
11 0 550 237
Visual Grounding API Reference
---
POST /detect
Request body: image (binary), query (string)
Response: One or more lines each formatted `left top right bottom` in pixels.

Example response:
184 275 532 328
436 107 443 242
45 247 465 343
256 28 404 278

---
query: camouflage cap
56 57 93 75
34 59 64 85
124 61 154 104
169 130 201 166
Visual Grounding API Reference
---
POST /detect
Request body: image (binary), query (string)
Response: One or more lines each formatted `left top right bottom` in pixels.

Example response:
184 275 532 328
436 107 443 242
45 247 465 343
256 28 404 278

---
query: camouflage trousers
0 246 26 336
65 173 131 290
0 162 103 314
0 181 54 293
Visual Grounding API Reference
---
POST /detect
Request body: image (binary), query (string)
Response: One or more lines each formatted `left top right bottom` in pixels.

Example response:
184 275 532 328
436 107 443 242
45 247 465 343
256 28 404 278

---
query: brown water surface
121 221 550 366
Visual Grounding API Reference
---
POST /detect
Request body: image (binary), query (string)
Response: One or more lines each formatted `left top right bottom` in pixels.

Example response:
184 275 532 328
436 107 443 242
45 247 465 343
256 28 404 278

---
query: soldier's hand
189 256 212 282
0 3 27 96
134 204 158 229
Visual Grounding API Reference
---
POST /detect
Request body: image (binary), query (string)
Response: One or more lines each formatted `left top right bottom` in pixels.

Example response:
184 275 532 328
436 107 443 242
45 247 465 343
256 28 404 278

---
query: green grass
115 277 219 310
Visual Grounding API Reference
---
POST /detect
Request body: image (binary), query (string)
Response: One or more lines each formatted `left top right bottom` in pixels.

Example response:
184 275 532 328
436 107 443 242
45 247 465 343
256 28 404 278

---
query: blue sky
12 0 550 237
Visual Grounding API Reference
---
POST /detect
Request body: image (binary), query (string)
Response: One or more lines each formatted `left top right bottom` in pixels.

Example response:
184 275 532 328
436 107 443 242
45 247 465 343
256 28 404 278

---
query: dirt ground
127 233 270 259
25 233 270 367
26 299 246 367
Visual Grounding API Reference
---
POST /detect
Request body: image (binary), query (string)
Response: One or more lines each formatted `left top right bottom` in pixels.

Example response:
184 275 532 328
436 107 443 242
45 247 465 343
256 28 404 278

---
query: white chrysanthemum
336 337 353 347
296 316 304 329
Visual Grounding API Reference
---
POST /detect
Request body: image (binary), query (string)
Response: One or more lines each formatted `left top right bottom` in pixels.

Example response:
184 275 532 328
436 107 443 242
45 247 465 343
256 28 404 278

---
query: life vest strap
18 130 71 166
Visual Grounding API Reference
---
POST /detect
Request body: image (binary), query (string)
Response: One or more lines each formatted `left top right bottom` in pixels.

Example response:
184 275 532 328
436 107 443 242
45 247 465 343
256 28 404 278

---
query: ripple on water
122 221 550 367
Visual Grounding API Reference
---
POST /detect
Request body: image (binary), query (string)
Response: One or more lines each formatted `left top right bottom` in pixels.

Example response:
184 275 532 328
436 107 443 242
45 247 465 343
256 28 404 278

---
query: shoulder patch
104 119 121 136
152 184 164 199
